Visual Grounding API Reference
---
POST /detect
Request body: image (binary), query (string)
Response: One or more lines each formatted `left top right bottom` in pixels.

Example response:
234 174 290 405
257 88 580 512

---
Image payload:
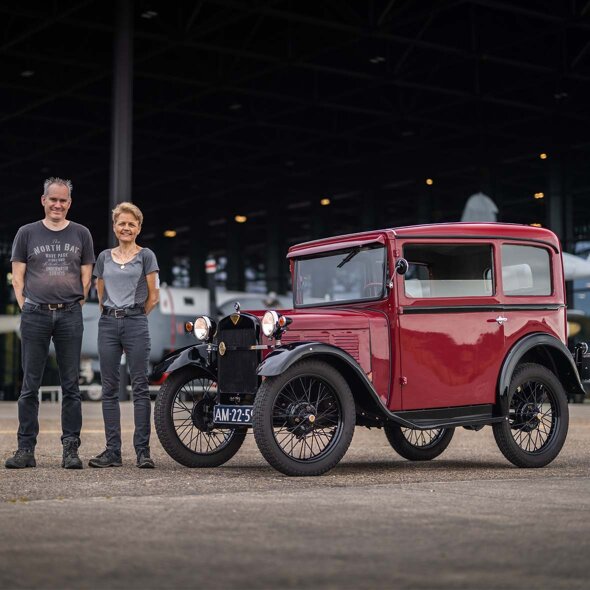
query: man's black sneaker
5 448 36 469
136 447 155 469
62 439 83 470
88 449 122 468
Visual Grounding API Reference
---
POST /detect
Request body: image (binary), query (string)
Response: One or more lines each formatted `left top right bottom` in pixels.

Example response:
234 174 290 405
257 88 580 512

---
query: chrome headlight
262 310 280 337
193 316 216 342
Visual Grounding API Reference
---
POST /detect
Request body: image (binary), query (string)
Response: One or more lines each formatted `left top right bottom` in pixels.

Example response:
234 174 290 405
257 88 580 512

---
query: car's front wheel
252 360 355 476
384 423 454 461
493 363 568 468
154 366 246 467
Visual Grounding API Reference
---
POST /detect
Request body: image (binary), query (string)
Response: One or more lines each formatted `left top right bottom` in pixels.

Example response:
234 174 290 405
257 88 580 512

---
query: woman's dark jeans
98 313 151 453
18 302 84 449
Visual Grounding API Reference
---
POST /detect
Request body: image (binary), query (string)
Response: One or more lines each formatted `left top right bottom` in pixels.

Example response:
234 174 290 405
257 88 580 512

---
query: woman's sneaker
136 447 155 468
88 449 122 468
5 448 36 469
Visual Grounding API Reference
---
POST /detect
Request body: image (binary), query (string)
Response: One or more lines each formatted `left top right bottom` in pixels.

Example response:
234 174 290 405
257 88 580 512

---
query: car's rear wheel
252 360 355 476
493 363 568 468
384 423 454 461
154 366 246 467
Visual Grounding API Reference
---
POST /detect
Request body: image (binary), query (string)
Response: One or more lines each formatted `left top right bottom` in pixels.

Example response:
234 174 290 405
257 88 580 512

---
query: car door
395 240 505 411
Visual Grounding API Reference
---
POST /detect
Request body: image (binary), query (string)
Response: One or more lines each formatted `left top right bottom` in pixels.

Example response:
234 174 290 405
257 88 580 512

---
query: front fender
498 332 585 400
258 341 391 417
151 343 216 381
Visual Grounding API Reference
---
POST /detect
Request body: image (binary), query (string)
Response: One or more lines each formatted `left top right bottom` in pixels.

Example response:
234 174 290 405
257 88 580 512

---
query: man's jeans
98 313 151 452
18 302 84 449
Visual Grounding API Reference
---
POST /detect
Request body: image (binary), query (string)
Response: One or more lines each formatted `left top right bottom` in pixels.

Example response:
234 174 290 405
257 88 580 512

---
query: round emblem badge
219 341 226 356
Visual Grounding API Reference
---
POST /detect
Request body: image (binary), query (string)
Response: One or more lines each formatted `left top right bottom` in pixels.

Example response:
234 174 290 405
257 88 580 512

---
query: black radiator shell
216 312 261 394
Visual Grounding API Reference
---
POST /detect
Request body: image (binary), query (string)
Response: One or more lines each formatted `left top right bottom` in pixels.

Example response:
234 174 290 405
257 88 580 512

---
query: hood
283 307 377 331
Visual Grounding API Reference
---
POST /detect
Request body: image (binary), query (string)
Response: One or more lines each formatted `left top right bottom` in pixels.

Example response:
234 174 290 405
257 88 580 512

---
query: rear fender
498 333 585 413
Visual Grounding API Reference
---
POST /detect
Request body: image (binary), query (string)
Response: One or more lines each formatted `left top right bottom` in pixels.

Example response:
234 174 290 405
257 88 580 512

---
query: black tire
384 423 454 461
493 363 569 468
252 360 355 476
154 366 246 468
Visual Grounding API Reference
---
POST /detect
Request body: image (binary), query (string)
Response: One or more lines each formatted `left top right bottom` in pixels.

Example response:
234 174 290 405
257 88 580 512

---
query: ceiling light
20 70 34 77
425 178 434 186
141 10 158 19
163 230 177 238
320 198 331 206
534 192 544 199
234 215 247 223
369 56 386 64
229 103 242 111
539 153 548 160
530 223 542 227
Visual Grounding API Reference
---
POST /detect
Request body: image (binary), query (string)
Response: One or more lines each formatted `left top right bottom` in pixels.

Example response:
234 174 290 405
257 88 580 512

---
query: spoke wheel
253 360 355 476
155 366 246 468
493 363 568 468
384 423 454 461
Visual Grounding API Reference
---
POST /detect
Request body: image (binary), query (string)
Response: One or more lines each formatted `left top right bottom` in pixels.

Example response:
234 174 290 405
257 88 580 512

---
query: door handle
495 316 508 325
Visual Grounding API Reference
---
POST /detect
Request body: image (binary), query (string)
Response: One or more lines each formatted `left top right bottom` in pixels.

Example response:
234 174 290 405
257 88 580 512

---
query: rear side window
502 245 551 296
402 244 494 298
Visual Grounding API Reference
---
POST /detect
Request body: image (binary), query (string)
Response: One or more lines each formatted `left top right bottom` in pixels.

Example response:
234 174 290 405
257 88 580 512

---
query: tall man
6 178 95 469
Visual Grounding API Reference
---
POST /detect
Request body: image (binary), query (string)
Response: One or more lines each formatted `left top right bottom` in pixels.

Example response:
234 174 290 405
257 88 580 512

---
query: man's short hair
44 177 73 198
112 202 144 226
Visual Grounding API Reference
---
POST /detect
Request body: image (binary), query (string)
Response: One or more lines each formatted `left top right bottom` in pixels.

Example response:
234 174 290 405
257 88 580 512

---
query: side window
502 245 551 296
403 244 494 298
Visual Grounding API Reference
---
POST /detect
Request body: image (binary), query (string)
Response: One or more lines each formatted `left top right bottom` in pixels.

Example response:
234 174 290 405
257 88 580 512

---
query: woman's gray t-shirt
94 248 159 309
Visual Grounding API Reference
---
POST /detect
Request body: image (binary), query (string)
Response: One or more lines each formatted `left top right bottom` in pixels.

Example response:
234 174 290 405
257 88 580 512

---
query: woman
89 202 159 468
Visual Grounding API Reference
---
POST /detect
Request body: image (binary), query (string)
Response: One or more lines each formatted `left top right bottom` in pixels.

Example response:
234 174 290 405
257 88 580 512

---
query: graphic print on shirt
32 239 81 277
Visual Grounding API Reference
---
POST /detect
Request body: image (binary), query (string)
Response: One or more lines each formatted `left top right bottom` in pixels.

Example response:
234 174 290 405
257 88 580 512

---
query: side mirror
395 258 409 275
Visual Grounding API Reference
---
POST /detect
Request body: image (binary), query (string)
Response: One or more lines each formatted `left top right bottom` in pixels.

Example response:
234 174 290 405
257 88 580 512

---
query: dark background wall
2 0 590 395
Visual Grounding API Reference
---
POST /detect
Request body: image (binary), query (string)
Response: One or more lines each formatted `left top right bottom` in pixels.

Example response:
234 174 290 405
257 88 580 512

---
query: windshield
294 245 386 306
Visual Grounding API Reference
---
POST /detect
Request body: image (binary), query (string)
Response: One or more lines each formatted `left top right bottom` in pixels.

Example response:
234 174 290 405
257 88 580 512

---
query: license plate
213 404 253 425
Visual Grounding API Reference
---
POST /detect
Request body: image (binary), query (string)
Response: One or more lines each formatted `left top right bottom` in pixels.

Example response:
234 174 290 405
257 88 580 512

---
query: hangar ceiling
1 0 590 273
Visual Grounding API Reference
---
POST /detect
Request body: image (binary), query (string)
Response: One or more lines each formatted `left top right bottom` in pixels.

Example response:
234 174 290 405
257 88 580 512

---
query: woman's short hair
112 202 144 226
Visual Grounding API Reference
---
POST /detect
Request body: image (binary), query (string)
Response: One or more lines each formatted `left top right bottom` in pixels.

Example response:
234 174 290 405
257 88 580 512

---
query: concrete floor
1 401 589 589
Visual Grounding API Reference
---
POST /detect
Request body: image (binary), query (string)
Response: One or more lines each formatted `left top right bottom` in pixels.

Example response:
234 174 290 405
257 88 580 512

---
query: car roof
288 222 561 258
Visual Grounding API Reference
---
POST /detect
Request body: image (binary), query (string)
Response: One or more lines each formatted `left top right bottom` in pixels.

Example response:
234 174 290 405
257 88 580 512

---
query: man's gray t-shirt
11 221 95 304
94 248 159 309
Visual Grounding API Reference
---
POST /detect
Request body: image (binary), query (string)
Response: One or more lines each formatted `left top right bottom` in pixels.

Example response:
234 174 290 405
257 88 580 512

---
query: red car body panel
278 223 567 413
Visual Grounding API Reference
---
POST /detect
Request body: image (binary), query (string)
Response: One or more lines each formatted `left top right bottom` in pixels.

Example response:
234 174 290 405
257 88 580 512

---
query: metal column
109 0 134 400
226 222 245 291
109 0 134 238
265 208 287 295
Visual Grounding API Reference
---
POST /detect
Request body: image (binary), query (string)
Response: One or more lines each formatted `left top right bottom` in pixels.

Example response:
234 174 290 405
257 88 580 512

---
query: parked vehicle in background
153 223 587 476
79 286 280 399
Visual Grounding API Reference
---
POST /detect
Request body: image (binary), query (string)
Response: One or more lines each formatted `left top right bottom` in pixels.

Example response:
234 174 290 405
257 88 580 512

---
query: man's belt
102 306 145 318
37 303 76 311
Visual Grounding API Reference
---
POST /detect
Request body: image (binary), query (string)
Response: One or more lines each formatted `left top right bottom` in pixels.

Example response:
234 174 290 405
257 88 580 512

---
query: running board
389 404 506 430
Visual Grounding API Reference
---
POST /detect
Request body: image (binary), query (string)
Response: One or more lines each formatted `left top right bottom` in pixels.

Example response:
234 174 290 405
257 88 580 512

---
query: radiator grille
217 326 259 393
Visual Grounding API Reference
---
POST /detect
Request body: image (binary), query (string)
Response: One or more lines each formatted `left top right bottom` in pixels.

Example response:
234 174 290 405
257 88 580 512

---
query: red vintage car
154 223 588 476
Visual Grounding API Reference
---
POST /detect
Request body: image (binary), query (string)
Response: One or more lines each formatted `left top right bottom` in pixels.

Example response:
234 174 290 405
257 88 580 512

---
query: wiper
337 246 361 268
